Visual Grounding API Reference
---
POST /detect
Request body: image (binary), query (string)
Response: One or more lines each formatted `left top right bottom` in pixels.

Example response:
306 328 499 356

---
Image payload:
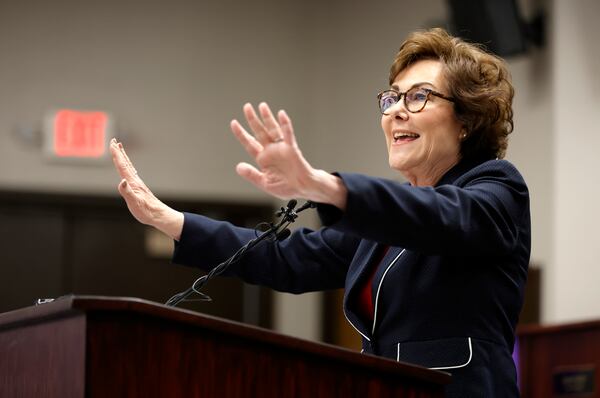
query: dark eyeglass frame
377 87 455 115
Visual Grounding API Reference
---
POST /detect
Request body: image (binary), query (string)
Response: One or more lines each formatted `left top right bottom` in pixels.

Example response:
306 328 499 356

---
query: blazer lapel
343 243 406 340
343 240 382 341
370 247 406 335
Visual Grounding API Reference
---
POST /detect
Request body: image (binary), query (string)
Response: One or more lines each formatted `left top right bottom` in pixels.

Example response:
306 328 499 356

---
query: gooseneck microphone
295 200 317 213
276 228 292 241
165 199 315 307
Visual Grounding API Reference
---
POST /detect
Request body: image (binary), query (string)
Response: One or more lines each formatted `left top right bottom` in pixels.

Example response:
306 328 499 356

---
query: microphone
276 199 297 218
275 200 314 241
296 200 316 213
286 199 297 210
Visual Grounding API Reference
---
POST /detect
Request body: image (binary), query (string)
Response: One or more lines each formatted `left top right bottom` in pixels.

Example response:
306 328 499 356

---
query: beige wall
1 0 596 338
0 0 313 200
551 0 600 322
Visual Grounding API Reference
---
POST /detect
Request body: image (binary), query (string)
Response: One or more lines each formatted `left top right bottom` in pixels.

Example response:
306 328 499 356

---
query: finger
117 178 135 200
118 142 139 176
277 110 297 146
243 103 270 145
118 178 150 221
235 162 265 190
231 119 263 158
110 139 138 180
110 139 133 179
258 102 283 142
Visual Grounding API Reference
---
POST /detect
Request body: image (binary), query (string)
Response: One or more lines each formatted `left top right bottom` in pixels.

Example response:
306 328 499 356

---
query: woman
111 28 530 397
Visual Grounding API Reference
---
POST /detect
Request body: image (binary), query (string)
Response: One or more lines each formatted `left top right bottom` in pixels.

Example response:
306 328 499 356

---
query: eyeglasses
377 87 455 114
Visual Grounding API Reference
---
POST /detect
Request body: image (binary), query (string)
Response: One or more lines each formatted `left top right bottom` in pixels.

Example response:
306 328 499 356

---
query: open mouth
393 131 420 143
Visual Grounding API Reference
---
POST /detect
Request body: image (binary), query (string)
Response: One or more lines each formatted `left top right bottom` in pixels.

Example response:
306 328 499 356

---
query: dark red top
356 246 389 323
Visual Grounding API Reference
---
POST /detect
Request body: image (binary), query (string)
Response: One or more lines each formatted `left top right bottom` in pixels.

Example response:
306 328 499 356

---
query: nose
387 99 409 120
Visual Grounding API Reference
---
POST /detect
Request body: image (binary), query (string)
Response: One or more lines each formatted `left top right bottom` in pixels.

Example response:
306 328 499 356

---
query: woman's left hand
231 102 348 209
230 103 315 196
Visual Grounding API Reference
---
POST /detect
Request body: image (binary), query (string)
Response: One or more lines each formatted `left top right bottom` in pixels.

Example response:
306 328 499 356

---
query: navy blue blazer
173 157 531 398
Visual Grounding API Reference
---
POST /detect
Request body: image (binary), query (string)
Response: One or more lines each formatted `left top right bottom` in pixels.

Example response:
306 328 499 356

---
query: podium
0 296 449 397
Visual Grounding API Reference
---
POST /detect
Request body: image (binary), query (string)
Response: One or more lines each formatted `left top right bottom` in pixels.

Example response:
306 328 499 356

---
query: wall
551 0 600 322
0 0 312 201
508 50 555 308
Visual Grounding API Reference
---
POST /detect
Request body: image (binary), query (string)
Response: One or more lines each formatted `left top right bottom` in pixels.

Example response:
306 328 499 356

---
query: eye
407 89 429 102
379 92 398 111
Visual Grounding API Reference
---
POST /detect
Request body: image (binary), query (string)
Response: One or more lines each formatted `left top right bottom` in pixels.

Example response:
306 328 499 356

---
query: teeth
393 132 419 139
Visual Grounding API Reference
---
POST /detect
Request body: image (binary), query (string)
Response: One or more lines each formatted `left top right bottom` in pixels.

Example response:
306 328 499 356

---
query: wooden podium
0 296 449 397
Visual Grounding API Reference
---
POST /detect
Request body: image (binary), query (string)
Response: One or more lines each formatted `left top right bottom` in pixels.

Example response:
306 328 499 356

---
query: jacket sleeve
317 160 530 256
172 212 360 293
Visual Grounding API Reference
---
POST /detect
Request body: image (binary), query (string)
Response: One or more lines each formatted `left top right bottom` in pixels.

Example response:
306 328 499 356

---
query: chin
389 156 411 172
388 163 408 176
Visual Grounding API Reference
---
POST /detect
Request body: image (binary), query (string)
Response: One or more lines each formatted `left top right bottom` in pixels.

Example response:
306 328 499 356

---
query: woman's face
381 59 463 186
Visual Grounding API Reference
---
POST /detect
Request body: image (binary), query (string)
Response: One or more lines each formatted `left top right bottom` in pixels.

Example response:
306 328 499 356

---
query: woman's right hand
110 138 184 241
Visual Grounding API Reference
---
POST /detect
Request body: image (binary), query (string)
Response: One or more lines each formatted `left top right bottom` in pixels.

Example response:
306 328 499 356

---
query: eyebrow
391 81 437 91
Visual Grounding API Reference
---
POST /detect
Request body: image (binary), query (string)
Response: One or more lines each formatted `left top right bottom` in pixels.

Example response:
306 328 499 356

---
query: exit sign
44 109 113 161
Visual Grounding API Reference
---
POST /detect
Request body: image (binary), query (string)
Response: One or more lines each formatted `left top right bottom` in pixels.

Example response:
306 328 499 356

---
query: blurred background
0 0 598 350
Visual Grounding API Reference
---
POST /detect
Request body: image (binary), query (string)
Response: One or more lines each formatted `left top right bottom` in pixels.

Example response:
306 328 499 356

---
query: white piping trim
372 249 406 334
430 338 473 370
344 308 370 341
396 337 473 370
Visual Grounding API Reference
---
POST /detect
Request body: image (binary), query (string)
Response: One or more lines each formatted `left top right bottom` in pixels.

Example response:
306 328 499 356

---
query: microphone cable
165 200 314 307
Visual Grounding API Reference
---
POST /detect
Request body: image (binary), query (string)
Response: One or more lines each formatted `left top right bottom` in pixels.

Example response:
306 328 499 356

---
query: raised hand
231 102 347 209
110 138 184 240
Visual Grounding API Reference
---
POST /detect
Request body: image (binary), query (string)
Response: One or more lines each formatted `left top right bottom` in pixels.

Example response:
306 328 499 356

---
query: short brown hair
389 28 514 159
